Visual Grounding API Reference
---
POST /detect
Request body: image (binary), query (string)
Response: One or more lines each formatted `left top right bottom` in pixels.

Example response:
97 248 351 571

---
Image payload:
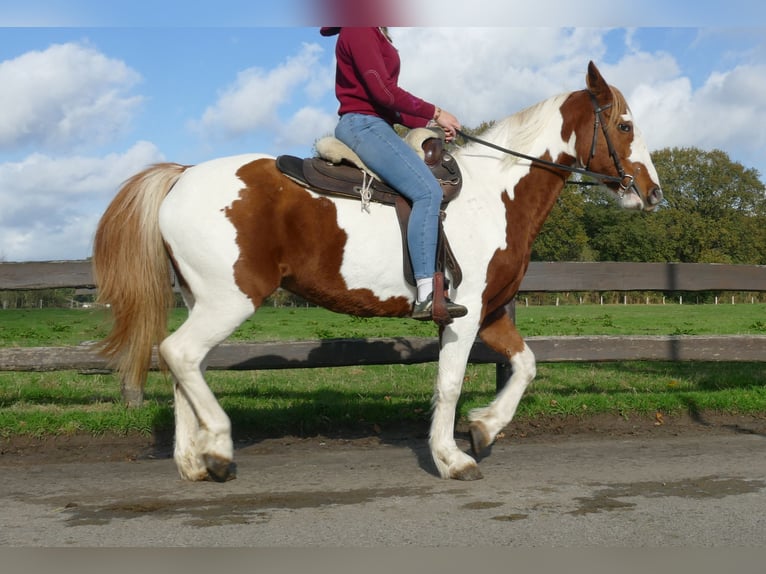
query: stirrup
411 293 468 321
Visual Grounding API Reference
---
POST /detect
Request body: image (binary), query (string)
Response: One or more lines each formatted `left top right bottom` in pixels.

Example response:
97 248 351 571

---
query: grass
517 303 766 336
1 304 765 439
2 302 765 347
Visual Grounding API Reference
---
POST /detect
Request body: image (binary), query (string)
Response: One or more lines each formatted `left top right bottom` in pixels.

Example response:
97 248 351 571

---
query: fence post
121 378 145 408
496 299 515 393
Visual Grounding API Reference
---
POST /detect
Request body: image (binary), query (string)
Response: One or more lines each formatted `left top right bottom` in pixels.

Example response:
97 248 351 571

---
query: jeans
335 113 441 281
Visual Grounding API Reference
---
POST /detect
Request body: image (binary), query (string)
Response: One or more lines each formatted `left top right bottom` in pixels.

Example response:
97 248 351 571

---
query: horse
93 61 662 482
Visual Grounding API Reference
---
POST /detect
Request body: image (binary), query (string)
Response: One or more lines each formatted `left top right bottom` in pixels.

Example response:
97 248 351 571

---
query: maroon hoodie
321 27 436 128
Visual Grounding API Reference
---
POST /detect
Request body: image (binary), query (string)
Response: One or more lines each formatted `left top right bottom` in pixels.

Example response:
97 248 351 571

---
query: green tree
571 147 766 264
651 147 766 264
654 147 765 217
532 184 593 261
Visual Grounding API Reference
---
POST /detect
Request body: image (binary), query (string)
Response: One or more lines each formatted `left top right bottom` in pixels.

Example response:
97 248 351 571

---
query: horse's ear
586 61 611 103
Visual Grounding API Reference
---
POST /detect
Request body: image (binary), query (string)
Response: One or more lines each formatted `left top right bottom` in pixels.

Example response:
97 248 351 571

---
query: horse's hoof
203 455 237 482
452 464 484 481
469 421 492 456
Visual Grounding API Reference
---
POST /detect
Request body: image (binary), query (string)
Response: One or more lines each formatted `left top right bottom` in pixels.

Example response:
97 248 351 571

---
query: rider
320 26 468 321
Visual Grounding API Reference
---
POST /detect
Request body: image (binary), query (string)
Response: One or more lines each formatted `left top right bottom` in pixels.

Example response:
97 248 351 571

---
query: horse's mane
460 85 629 170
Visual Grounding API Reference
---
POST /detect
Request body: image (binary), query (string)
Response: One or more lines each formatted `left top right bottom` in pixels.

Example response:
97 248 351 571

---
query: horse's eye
618 123 632 133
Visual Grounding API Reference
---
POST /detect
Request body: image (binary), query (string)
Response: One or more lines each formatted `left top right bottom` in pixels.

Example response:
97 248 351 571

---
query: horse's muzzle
647 186 663 208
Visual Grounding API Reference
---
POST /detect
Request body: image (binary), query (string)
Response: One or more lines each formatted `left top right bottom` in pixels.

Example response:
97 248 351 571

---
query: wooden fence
2 260 765 402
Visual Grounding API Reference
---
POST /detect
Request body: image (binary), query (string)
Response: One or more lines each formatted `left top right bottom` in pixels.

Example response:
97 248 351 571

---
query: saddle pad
276 155 401 206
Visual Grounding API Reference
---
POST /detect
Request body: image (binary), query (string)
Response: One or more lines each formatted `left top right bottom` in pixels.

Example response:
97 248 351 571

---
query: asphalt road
2 425 765 548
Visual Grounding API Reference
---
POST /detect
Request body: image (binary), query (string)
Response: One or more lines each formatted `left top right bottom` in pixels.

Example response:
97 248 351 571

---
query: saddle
276 127 463 289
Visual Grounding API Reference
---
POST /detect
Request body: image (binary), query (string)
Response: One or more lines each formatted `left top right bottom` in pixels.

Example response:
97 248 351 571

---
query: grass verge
1 360 764 439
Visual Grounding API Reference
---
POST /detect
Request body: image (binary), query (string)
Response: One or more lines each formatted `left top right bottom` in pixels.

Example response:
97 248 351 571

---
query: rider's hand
433 107 461 142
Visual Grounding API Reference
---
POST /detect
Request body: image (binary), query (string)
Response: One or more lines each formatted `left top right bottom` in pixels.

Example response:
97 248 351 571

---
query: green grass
2 302 765 347
517 303 766 336
0 307 441 347
1 304 765 439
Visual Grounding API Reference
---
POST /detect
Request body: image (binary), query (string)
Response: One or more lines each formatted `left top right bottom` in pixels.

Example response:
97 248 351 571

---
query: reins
454 90 640 196
455 129 614 186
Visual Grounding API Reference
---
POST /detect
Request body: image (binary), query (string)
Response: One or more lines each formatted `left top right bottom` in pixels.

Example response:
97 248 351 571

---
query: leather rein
455 90 641 199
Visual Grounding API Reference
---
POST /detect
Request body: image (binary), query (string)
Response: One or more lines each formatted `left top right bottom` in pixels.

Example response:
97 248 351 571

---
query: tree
585 206 674 262
653 148 765 217
568 147 766 265
651 147 766 264
532 184 593 261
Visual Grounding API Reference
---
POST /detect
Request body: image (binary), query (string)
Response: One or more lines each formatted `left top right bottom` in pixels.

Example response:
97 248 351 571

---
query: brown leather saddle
276 130 463 288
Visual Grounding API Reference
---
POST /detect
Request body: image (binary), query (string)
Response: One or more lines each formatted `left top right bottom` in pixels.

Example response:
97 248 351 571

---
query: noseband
455 90 642 201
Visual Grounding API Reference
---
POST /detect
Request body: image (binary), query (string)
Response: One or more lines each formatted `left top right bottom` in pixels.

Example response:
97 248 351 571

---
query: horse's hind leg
159 292 254 481
469 309 536 454
164 285 202 480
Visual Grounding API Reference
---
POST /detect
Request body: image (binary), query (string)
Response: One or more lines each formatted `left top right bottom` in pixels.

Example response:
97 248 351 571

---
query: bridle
586 92 638 198
455 90 642 200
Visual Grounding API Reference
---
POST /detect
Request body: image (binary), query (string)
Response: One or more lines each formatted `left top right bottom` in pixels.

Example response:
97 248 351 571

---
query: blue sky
1 1 765 261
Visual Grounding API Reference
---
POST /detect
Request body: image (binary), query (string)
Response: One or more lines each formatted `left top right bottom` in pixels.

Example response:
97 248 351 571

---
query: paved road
1 429 765 547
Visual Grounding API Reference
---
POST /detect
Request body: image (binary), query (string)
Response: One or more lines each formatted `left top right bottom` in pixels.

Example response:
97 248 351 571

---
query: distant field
1 304 764 438
2 302 765 347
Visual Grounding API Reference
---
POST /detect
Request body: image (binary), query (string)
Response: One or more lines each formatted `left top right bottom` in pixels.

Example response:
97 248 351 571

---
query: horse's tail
92 163 189 406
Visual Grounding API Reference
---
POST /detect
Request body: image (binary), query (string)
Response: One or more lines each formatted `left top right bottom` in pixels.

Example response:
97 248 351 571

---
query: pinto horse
93 62 662 482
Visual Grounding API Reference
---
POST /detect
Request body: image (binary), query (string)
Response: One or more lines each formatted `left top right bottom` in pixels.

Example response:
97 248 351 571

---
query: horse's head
579 61 663 211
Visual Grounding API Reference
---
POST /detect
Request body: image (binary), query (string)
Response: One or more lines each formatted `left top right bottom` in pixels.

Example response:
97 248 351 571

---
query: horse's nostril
649 187 663 205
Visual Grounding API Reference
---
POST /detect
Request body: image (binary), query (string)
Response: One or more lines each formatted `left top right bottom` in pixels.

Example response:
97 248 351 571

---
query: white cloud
277 106 337 149
190 42 328 140
0 141 164 261
620 63 766 177
599 51 682 95
0 42 143 152
394 28 607 127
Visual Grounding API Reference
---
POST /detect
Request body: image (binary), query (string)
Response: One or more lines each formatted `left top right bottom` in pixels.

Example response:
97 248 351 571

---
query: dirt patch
1 411 765 467
61 486 436 528
568 475 766 516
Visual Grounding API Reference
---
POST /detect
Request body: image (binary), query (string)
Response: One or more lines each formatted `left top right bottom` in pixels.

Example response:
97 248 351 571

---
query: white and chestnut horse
93 62 662 482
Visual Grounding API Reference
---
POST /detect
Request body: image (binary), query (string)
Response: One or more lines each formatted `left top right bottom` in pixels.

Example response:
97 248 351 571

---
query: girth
276 134 463 288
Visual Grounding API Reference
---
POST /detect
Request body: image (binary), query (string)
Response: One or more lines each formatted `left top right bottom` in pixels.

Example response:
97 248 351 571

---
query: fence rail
2 335 765 375
1 260 765 396
3 259 766 292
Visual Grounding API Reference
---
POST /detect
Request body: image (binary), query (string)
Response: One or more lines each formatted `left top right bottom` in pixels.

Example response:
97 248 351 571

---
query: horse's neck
455 94 573 251
456 92 575 187
484 93 571 156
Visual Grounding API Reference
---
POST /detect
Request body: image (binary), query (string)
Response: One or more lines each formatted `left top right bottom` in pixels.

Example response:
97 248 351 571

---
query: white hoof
432 447 483 481
175 451 209 482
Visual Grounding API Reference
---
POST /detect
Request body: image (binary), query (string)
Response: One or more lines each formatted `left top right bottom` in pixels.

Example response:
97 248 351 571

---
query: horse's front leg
468 309 536 454
429 320 484 481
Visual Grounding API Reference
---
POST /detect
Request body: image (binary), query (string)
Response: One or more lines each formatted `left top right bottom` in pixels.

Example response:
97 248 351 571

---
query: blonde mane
463 93 571 170
457 84 628 171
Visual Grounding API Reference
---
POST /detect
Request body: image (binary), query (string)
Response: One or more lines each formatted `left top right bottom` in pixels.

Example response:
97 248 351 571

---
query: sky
1 0 765 262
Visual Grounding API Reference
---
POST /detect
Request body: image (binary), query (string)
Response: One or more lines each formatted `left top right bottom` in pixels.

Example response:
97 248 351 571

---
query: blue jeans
335 113 441 281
